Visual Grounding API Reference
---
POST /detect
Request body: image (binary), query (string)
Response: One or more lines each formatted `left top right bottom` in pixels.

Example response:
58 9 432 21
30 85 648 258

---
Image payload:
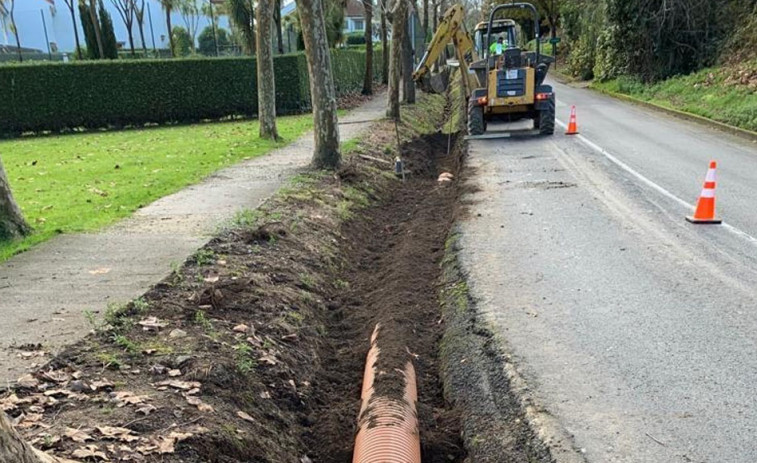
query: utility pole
41 9 52 60
208 0 219 56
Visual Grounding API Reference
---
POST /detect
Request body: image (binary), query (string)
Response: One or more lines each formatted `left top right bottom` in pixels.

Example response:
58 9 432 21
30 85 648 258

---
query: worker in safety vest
489 36 508 55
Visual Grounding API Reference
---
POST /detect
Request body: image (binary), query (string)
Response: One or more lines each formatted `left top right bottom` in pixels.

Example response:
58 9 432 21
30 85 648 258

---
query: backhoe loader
413 2 555 137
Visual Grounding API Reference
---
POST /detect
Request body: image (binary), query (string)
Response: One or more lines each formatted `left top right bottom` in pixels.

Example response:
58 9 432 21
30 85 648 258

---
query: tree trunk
386 0 406 119
295 0 341 169
0 158 30 242
8 0 21 62
274 0 284 54
422 0 428 37
89 0 105 58
362 0 373 94
401 7 414 104
0 412 78 463
432 0 437 30
166 6 175 57
380 3 388 84
256 0 279 139
67 1 83 59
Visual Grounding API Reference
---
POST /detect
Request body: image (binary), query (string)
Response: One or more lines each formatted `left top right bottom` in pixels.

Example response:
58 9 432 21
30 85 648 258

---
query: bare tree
0 157 30 242
422 0 427 36
134 0 148 53
0 411 78 463
111 0 137 55
379 0 388 84
295 0 341 169
362 0 373 94
178 0 200 52
62 0 84 59
386 0 406 119
2 0 22 62
256 0 279 139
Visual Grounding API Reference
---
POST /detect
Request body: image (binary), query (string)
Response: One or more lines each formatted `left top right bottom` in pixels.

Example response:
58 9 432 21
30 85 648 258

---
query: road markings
555 119 757 246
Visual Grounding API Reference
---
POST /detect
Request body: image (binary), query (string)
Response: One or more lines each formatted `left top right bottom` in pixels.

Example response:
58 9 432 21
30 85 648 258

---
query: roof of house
345 0 365 18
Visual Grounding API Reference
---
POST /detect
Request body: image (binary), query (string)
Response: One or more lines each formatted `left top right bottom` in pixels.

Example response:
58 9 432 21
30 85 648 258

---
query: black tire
467 98 485 136
538 96 555 135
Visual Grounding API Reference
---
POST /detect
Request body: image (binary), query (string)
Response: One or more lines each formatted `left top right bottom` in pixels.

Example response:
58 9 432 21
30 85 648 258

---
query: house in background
344 0 365 34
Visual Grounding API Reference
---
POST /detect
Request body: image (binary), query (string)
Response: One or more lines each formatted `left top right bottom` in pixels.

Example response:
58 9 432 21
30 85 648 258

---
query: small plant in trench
194 248 215 266
299 272 316 289
194 310 213 331
234 343 257 374
112 334 140 354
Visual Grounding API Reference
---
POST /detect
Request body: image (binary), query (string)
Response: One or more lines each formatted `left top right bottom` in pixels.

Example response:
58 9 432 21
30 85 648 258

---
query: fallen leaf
72 444 107 459
113 391 149 407
259 354 277 365
203 273 219 283
169 329 187 338
236 411 255 423
65 427 94 443
136 404 157 415
155 380 201 390
91 378 115 391
168 369 182 377
232 324 249 333
16 374 39 388
97 425 140 442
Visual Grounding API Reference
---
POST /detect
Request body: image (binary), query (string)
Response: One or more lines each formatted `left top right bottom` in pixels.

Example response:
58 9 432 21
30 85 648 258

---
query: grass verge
591 62 757 133
0 114 312 261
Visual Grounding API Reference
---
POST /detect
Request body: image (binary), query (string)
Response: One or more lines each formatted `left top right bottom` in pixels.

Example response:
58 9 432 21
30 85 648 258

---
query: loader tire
538 96 555 135
468 99 485 136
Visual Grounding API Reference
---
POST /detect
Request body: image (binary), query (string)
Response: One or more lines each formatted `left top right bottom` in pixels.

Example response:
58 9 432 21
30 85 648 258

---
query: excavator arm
412 4 480 96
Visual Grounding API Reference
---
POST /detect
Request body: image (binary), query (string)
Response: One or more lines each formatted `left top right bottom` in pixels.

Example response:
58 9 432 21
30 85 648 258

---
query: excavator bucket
419 66 451 94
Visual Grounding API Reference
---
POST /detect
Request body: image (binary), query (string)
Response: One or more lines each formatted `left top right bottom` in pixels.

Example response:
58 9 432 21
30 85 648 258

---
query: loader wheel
467 98 485 136
538 96 555 135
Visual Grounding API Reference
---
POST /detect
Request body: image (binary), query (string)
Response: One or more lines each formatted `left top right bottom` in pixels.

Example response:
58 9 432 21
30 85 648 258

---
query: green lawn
0 115 313 261
591 62 757 132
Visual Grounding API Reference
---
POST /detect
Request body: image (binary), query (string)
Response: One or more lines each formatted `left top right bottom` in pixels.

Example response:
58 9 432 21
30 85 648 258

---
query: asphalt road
459 77 757 463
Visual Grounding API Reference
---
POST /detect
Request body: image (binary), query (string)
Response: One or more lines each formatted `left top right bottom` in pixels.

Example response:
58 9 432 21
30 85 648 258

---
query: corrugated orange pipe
353 324 421 463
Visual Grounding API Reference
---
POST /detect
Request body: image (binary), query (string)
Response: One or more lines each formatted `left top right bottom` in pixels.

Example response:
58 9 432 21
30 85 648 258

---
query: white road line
555 119 757 245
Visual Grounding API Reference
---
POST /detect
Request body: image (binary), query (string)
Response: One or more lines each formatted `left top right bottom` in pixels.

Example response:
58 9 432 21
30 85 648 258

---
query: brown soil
305 132 465 462
1 92 466 462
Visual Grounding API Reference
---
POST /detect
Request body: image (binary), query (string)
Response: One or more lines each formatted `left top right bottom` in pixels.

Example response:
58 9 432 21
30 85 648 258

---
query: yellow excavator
413 3 555 138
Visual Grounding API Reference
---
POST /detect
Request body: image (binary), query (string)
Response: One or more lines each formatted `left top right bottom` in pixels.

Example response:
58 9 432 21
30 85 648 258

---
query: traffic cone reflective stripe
686 161 722 224
565 105 579 135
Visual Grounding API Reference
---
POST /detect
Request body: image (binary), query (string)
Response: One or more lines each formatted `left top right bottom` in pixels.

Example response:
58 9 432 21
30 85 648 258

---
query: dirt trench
305 132 466 462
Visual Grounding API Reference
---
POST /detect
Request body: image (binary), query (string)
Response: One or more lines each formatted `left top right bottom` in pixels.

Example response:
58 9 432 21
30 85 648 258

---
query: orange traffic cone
686 161 722 224
565 105 579 135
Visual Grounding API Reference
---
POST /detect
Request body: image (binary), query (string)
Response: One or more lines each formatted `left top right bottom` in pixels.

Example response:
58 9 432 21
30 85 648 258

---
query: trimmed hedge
0 50 382 135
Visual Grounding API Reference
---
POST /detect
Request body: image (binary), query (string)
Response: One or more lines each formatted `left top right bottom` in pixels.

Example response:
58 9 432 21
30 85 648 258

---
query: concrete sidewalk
0 94 387 385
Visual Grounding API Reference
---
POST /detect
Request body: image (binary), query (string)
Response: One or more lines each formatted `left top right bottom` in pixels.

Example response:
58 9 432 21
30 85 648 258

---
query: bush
0 50 383 136
172 26 193 57
346 32 366 46
198 26 231 56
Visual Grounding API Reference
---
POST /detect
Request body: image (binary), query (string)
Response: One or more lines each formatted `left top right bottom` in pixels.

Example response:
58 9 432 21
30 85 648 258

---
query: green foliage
198 26 231 55
98 0 119 59
172 26 193 56
346 32 366 46
78 1 99 59
592 63 757 132
0 50 383 135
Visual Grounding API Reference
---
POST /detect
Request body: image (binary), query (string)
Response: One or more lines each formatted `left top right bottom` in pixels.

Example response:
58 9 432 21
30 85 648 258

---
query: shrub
0 50 383 136
198 26 231 56
172 26 193 57
346 32 366 46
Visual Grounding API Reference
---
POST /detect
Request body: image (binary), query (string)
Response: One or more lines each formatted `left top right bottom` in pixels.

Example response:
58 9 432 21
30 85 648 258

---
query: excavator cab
472 20 517 58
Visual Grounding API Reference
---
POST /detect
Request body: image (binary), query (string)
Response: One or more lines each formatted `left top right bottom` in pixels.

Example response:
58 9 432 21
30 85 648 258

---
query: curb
590 86 757 143
438 231 587 463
